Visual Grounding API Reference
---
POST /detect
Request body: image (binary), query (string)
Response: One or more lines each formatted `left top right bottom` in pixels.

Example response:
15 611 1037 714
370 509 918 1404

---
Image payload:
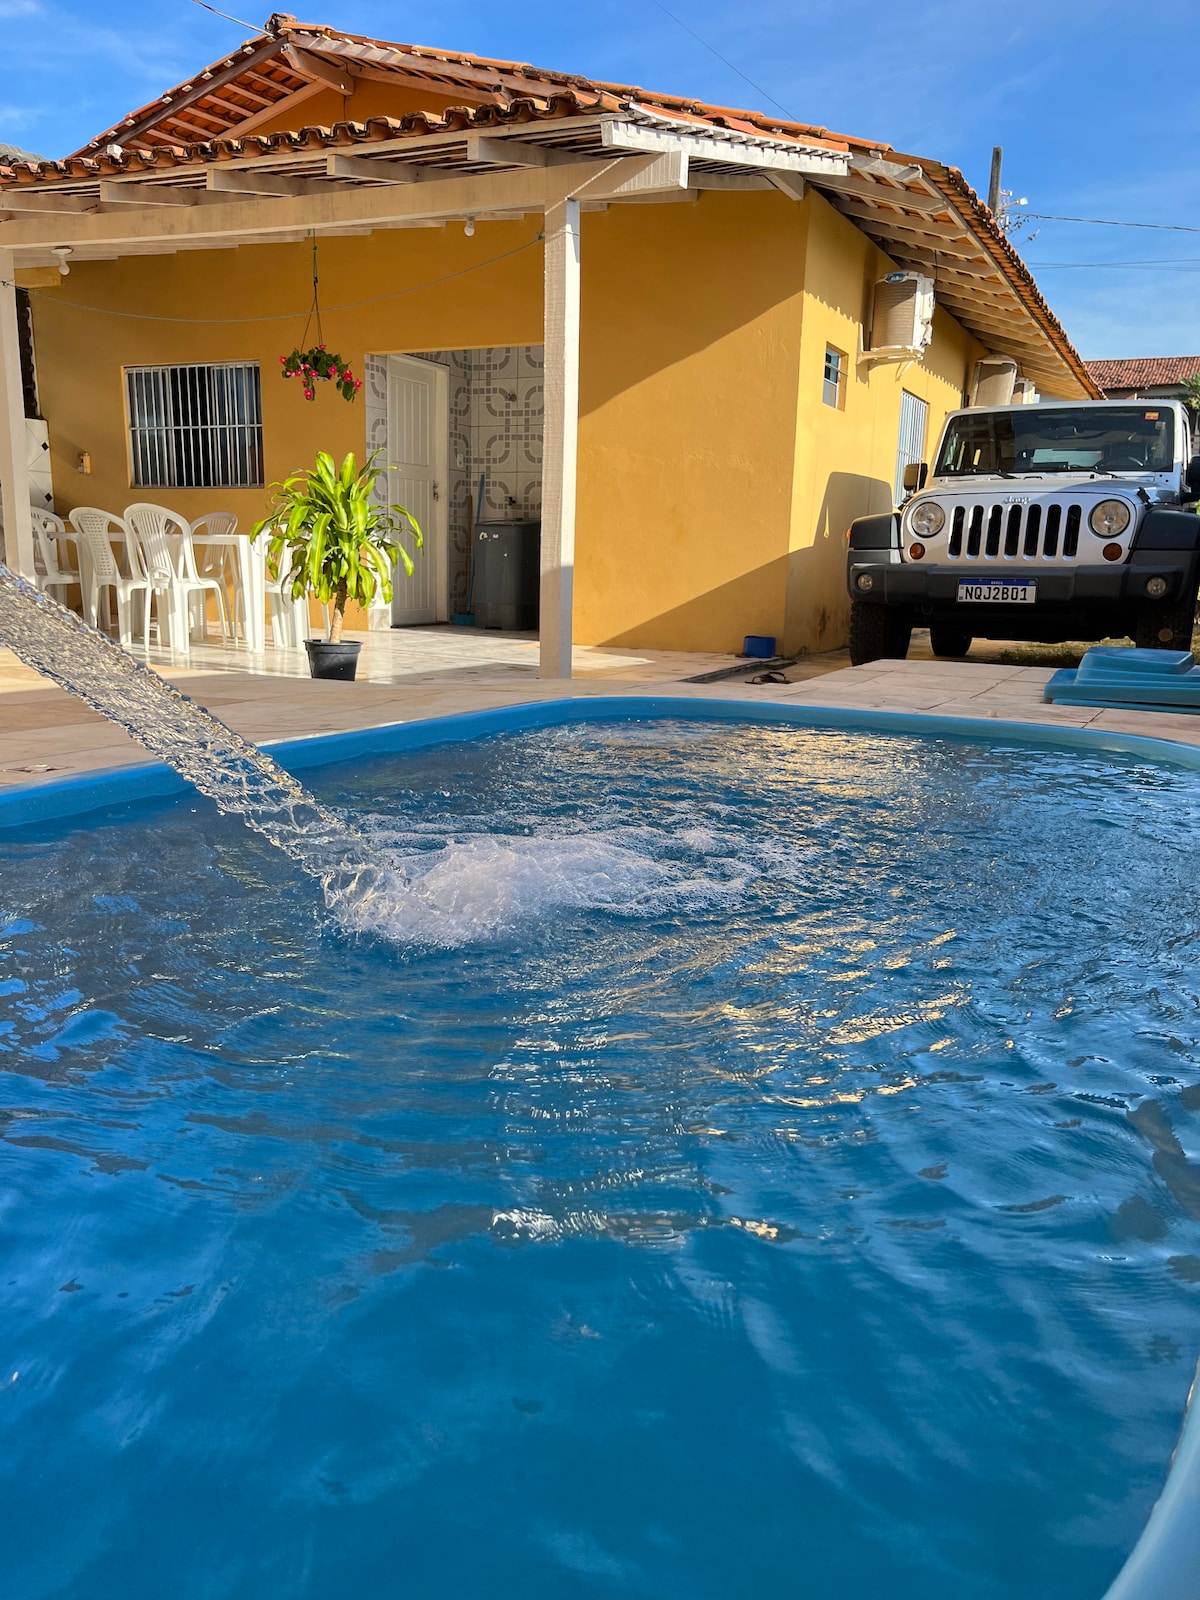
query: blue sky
1 0 1197 359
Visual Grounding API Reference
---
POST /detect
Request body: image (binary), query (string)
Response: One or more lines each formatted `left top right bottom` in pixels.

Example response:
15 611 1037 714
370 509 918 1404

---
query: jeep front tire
848 601 912 666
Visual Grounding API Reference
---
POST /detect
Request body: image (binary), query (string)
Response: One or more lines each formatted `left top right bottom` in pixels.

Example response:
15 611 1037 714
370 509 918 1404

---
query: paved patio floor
3 618 1200 789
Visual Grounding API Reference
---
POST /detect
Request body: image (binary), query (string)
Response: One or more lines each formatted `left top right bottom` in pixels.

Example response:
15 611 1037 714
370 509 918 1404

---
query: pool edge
1 689 1197 1598
6 694 1200 832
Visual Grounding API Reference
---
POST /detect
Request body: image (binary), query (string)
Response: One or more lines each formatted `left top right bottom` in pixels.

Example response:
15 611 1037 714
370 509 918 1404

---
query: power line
1025 213 1200 234
1029 259 1200 270
647 0 800 123
188 0 259 31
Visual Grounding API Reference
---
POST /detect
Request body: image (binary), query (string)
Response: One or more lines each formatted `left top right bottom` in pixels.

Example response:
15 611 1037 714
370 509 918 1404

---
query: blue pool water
2 718 1199 1599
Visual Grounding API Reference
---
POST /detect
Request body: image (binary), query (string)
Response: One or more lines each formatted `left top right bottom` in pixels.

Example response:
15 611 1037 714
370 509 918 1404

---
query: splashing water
0 569 756 944
0 565 384 901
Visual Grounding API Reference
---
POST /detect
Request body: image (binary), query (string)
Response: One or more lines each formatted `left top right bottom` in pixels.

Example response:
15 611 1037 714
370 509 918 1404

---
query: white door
386 354 448 625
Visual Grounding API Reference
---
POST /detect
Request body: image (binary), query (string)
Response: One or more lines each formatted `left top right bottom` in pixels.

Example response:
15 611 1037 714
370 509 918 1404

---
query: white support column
539 198 581 680
0 250 35 577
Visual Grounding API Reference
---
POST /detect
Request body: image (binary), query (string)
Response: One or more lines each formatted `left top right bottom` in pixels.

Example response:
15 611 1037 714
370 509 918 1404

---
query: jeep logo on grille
1003 495 1031 503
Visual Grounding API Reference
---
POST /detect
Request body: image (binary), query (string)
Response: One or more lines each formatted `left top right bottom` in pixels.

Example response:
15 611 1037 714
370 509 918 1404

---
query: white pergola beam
98 181 227 208
325 152 422 184
207 168 353 199
767 173 806 201
691 172 773 192
600 118 850 177
0 160 597 255
0 156 685 259
0 192 97 216
0 249 35 578
576 151 689 201
811 173 950 213
539 197 580 681
465 134 577 168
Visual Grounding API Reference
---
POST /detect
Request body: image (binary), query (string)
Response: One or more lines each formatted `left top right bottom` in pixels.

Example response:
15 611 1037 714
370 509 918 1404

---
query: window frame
822 345 846 410
125 360 264 491
894 389 930 502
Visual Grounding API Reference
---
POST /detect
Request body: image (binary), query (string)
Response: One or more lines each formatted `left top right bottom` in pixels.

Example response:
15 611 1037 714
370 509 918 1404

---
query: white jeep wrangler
846 399 1200 664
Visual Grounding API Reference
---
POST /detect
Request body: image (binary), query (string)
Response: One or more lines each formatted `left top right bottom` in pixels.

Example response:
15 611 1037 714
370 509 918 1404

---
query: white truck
846 399 1200 664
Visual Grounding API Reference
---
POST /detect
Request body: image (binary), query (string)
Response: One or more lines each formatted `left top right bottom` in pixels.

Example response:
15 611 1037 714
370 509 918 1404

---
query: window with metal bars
894 390 928 502
126 362 263 490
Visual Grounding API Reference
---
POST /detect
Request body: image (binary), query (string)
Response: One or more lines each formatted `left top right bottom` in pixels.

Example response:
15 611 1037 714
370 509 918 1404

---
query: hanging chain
299 232 323 350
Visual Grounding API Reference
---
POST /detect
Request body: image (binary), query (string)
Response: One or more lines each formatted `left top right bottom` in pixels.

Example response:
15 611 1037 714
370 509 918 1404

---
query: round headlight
909 500 945 538
1089 498 1132 537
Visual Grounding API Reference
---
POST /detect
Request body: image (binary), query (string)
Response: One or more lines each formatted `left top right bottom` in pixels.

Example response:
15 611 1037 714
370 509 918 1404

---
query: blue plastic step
1045 647 1200 711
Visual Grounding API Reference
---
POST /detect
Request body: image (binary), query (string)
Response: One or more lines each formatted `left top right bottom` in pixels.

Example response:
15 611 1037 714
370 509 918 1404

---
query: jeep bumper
847 560 1196 608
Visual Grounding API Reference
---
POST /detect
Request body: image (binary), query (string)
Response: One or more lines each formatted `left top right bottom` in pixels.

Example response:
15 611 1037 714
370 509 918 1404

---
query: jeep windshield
934 407 1175 477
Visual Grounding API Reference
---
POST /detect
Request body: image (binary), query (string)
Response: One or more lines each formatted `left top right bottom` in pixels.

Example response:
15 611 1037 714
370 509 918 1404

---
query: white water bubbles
325 796 822 949
0 568 816 952
325 828 756 949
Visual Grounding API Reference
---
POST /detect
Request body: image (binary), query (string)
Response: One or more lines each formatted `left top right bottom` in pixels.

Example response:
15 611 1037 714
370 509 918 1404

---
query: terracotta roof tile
61 20 883 162
1086 356 1200 389
0 17 1096 399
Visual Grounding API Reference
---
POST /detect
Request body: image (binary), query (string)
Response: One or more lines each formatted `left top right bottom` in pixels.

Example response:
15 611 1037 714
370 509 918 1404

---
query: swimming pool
2 704 1197 1599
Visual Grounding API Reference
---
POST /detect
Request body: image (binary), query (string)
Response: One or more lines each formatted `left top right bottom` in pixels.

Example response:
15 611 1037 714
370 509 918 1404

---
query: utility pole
988 146 1003 216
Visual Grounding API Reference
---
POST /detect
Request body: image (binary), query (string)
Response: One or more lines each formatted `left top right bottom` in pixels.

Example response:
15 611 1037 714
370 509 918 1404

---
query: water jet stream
0 564 380 897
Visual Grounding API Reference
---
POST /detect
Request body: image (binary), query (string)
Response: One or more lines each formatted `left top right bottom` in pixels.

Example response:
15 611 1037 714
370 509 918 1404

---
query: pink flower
303 388 314 400
354 379 362 391
341 369 351 382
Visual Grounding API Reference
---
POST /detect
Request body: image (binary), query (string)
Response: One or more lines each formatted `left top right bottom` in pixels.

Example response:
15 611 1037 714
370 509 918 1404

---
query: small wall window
126 362 263 489
822 346 846 409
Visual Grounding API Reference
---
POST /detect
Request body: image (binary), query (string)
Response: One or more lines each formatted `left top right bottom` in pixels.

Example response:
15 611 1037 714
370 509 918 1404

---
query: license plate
956 580 1037 604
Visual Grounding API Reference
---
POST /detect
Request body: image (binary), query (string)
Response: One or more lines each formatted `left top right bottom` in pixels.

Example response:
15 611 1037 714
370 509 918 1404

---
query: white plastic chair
125 503 232 649
31 510 80 604
70 506 160 648
192 511 245 642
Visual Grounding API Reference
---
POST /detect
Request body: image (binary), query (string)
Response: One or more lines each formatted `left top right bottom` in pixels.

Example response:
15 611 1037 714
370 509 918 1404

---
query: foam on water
328 827 758 947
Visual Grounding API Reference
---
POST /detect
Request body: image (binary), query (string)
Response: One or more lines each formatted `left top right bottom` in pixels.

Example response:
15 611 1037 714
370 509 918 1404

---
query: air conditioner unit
1012 377 1038 405
971 356 1018 408
869 272 935 357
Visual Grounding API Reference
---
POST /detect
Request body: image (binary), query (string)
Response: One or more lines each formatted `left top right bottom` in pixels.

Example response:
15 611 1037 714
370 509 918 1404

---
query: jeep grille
945 501 1084 561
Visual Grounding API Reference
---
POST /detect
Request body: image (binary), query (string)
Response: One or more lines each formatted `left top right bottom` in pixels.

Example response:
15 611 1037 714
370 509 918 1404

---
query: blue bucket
743 635 776 659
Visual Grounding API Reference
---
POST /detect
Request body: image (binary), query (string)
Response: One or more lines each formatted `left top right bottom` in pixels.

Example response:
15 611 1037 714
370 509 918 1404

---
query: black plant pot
305 639 361 681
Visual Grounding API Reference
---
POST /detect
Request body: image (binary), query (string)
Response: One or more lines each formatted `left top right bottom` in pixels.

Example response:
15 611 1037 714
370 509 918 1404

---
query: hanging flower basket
279 345 362 403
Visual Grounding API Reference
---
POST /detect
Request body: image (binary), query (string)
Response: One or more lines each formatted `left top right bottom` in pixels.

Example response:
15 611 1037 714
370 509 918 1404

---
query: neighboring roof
0 142 44 164
1087 356 1200 390
0 14 1098 398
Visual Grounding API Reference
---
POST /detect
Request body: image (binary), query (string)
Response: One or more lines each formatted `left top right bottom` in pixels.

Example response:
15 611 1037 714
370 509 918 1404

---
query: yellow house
0 15 1096 672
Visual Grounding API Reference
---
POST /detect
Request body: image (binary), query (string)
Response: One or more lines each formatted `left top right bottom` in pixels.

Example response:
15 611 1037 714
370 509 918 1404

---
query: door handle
431 481 440 501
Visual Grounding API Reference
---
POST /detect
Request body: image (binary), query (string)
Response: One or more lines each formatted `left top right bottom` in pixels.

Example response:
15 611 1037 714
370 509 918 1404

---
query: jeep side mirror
1187 455 1200 496
902 462 928 493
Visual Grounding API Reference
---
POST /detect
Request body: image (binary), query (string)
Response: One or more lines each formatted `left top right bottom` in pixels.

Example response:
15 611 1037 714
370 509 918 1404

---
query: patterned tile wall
365 347 543 616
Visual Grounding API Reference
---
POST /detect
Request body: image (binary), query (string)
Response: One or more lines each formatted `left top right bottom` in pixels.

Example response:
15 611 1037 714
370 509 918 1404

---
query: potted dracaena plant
252 450 422 681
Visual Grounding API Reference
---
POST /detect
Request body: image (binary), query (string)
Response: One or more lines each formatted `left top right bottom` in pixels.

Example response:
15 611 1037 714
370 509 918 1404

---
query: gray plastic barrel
473 520 541 631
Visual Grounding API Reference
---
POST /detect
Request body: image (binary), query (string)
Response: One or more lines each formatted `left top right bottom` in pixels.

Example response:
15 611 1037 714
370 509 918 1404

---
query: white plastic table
187 530 268 653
